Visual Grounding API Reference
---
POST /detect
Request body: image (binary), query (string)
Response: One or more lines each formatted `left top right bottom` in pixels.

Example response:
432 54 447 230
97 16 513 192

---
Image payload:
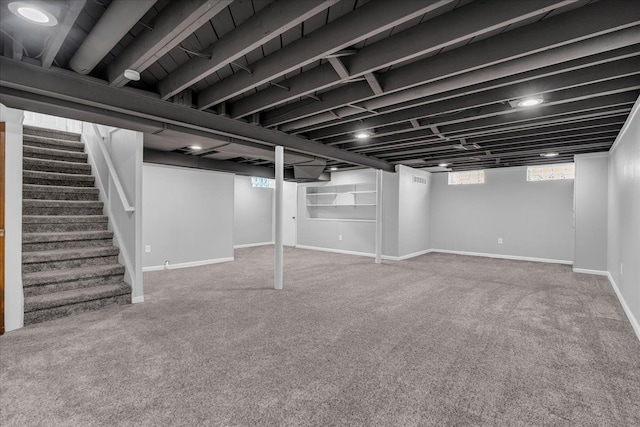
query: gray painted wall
430 166 574 262
397 165 432 257
574 154 608 271
607 97 640 331
142 164 234 268
297 169 377 255
234 175 273 246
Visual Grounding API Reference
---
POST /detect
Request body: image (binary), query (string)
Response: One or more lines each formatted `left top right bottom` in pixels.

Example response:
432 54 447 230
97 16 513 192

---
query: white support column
375 169 383 264
274 146 284 289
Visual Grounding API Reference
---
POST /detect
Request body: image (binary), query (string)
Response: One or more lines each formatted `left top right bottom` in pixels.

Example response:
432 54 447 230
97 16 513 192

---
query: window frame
448 170 486 185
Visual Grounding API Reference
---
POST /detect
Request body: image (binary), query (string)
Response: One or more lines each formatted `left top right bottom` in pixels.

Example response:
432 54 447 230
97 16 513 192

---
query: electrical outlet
620 263 623 275
145 245 151 253
338 234 343 241
498 238 503 244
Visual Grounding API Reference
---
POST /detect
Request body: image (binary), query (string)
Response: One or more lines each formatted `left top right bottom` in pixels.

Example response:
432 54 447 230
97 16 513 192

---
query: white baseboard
383 249 434 261
143 257 234 272
132 296 144 304
573 268 609 276
607 272 640 342
295 244 376 259
234 242 274 249
430 249 573 265
294 245 433 261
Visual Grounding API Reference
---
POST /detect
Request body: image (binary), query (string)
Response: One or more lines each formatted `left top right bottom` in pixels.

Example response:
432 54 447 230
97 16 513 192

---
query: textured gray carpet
1 247 639 426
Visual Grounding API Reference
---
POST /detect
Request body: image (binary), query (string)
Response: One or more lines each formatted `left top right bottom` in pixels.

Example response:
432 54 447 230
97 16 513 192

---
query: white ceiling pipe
69 0 157 74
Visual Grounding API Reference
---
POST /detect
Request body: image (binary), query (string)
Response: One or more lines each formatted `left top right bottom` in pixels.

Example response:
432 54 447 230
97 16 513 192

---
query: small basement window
251 177 274 188
527 163 575 181
448 170 485 185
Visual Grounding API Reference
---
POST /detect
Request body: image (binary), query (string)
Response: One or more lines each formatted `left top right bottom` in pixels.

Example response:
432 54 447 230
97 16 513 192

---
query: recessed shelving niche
305 183 376 221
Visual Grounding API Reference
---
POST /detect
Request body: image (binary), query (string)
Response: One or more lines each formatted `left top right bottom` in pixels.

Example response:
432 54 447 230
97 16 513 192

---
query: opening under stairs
22 125 131 325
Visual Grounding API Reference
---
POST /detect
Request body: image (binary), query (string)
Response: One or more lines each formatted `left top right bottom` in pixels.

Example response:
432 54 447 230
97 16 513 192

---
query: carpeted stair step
22 134 84 152
24 170 94 187
24 283 131 325
23 145 88 163
23 184 99 201
24 157 92 175
23 215 108 233
22 246 120 274
24 273 125 297
23 199 103 216
23 263 125 287
23 126 81 142
23 230 113 252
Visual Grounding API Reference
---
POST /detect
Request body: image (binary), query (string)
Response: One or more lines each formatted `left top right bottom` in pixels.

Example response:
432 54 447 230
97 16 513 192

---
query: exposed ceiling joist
270 2 640 131
0 58 393 171
107 0 232 87
315 57 640 144
196 0 455 110
231 0 575 120
437 93 637 136
293 46 640 137
347 94 637 153
376 127 623 159
157 0 335 100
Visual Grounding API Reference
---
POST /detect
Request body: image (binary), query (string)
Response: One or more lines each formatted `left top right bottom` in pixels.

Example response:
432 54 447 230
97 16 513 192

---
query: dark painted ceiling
1 0 639 173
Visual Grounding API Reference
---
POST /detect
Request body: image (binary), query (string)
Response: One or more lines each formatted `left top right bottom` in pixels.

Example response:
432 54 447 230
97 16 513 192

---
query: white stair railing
90 124 135 212
83 122 143 302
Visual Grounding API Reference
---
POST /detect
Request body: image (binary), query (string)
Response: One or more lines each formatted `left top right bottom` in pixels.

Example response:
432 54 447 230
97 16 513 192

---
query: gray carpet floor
1 247 639 426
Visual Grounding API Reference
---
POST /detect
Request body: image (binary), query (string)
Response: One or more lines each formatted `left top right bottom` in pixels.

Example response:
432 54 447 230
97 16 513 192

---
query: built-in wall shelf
305 182 376 221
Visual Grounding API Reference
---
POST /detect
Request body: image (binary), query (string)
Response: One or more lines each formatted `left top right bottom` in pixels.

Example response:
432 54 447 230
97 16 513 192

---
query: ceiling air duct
69 0 157 74
293 159 327 181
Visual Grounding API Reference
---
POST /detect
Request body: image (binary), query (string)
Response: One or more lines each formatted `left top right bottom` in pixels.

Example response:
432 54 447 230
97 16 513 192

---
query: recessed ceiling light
330 167 338 171
8 2 58 26
540 152 559 158
123 69 140 81
355 131 371 139
517 96 544 107
190 145 202 150
438 162 450 167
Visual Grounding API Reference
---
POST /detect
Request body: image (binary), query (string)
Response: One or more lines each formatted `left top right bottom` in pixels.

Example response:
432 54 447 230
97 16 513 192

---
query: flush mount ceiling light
517 96 544 107
8 2 58 26
438 162 450 167
330 167 338 171
540 152 559 158
123 69 141 81
190 145 202 150
354 131 372 139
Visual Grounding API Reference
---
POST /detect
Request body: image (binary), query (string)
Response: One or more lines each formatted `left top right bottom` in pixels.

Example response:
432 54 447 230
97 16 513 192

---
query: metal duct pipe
69 0 157 74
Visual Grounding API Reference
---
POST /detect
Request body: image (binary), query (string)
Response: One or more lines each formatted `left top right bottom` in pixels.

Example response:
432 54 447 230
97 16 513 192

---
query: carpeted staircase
22 126 131 325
